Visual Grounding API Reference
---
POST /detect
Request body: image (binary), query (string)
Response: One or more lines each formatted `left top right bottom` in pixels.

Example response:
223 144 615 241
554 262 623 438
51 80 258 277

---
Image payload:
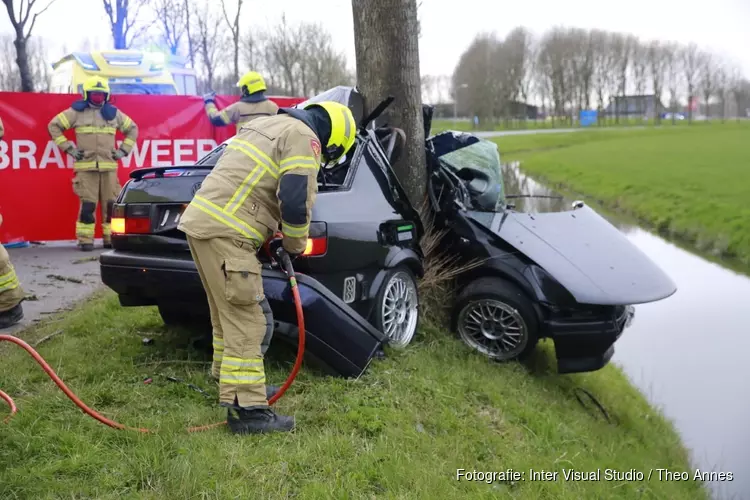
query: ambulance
49 50 197 96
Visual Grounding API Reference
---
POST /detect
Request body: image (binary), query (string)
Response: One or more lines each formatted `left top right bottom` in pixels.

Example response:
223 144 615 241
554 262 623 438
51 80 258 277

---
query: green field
0 292 705 499
492 123 750 263
429 116 697 134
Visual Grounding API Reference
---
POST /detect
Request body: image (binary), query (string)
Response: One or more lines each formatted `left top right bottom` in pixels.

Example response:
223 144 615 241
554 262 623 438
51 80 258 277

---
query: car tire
373 266 420 348
452 277 539 362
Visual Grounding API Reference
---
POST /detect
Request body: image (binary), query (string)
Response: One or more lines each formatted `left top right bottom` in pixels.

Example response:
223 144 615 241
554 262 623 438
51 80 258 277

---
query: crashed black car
100 87 424 379
100 85 677 376
425 131 676 373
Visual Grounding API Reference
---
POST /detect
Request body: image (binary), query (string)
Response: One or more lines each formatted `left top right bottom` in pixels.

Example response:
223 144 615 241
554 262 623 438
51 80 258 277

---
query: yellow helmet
82 76 110 101
304 101 357 163
237 71 267 95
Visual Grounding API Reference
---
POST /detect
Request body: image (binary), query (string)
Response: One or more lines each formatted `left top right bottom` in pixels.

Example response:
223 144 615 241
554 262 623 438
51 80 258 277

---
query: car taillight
270 231 327 257
111 203 151 235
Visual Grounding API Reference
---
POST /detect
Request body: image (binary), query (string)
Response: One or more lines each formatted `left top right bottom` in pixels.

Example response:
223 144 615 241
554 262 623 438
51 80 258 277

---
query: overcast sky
2 0 749 80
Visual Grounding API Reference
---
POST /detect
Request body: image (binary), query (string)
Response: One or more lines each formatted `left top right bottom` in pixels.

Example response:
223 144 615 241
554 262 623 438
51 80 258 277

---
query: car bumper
547 305 634 374
100 250 387 378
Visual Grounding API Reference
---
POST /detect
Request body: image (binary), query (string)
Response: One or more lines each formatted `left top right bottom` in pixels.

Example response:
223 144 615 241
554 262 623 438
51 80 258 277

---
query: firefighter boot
227 407 295 435
79 243 94 252
0 303 24 329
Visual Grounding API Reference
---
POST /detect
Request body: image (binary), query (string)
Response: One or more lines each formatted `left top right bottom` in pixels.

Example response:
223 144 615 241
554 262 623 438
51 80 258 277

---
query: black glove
202 91 216 104
269 239 299 263
68 147 85 161
111 148 127 160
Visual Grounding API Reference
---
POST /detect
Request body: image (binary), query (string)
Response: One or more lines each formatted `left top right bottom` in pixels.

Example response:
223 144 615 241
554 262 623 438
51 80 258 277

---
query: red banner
0 92 304 243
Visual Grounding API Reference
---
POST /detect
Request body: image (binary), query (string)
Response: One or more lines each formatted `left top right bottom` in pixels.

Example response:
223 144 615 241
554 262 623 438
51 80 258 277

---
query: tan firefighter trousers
187 235 274 408
72 170 121 245
0 243 25 313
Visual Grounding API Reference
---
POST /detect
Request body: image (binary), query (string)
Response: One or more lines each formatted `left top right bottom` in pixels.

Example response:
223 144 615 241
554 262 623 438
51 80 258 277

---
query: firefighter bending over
178 101 357 434
203 71 279 128
48 76 139 251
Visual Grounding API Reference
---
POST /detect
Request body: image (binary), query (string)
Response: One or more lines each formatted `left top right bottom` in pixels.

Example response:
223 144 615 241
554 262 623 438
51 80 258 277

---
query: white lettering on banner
0 139 219 171
198 139 217 159
39 141 68 169
174 139 193 164
151 139 171 166
13 140 37 170
0 140 8 170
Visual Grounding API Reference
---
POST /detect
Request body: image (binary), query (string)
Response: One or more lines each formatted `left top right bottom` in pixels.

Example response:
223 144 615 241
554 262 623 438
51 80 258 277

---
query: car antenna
359 96 395 131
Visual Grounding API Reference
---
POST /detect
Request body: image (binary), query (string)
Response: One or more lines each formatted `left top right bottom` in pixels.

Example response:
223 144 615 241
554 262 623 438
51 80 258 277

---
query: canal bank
502 163 750 500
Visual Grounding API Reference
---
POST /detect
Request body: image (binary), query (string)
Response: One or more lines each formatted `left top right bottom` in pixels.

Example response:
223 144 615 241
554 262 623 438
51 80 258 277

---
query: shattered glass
438 137 506 212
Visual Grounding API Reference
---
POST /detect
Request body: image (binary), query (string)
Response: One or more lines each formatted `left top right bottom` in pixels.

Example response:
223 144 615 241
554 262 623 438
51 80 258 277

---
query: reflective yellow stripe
281 221 309 238
279 159 319 175
54 136 67 145
212 338 224 362
76 126 116 134
220 356 265 384
224 140 279 214
76 222 95 236
123 138 135 147
221 110 230 123
232 139 278 170
57 113 70 129
74 161 117 170
280 156 317 167
102 223 111 236
123 117 132 130
0 268 20 293
191 196 265 242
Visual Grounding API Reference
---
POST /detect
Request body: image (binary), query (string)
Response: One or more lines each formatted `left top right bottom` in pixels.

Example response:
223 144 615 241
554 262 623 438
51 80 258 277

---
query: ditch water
501 163 750 500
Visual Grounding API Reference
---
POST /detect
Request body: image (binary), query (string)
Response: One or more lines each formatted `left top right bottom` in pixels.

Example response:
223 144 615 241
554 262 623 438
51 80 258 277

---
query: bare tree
193 0 228 92
663 42 682 124
352 0 426 205
2 0 56 91
154 0 187 55
102 0 152 49
699 51 716 119
729 67 749 121
681 43 701 122
184 0 195 67
714 63 729 121
221 0 243 83
631 40 649 121
648 41 668 123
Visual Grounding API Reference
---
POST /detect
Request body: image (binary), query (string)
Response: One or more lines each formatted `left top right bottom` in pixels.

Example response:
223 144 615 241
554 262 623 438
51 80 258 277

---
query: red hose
0 273 306 433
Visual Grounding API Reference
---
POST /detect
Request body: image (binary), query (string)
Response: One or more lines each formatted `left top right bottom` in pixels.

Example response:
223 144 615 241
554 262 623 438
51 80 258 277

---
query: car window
438 139 506 212
196 144 227 166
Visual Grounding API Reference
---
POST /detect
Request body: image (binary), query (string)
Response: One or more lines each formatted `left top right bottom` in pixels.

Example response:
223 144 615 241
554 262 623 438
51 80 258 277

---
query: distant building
604 95 664 118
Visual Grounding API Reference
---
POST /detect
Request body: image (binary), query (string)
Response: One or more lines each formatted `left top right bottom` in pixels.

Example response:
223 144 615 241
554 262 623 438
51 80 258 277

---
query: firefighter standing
48 76 139 251
178 101 356 434
0 121 25 328
203 71 279 128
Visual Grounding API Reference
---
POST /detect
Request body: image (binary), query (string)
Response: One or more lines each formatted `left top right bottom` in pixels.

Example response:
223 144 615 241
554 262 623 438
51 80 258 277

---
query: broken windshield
438 137 506 212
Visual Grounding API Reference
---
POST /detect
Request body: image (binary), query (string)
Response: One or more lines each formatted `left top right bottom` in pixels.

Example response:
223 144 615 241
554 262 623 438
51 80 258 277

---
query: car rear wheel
453 277 539 361
374 266 420 348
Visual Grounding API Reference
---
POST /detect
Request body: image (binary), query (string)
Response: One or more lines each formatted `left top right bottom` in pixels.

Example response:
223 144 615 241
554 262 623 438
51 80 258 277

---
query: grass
0 291 706 499
492 122 750 264
429 116 703 134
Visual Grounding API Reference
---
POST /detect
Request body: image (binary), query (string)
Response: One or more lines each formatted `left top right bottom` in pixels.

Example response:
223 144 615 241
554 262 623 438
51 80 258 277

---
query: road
3 241 107 335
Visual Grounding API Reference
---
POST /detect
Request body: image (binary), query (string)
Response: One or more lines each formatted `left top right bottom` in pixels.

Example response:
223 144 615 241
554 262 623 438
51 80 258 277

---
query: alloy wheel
381 271 419 347
457 299 528 360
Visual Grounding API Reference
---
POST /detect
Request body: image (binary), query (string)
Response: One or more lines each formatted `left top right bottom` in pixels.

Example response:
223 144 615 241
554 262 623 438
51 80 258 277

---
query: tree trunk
13 35 34 92
352 0 426 206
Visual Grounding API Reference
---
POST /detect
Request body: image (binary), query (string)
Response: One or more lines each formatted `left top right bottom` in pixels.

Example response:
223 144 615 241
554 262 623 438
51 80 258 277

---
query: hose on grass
0 250 305 433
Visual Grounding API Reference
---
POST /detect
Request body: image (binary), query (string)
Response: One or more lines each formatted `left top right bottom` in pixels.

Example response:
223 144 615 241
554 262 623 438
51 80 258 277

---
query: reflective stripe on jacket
205 99 279 128
178 114 321 254
48 103 138 171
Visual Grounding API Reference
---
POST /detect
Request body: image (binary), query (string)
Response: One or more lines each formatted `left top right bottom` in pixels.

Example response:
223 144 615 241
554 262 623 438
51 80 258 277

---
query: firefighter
0 214 25 329
203 71 279 128
177 100 357 434
48 76 139 251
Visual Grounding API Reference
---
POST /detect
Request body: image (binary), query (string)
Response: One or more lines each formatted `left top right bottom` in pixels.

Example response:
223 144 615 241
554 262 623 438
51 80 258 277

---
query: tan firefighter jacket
48 101 138 171
205 98 279 128
179 113 322 255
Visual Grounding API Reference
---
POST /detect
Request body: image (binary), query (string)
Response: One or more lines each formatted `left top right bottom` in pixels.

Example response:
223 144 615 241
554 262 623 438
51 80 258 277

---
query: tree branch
25 0 57 39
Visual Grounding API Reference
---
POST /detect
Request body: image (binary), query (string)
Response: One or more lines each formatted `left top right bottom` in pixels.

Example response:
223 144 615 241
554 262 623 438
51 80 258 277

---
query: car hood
470 205 677 305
